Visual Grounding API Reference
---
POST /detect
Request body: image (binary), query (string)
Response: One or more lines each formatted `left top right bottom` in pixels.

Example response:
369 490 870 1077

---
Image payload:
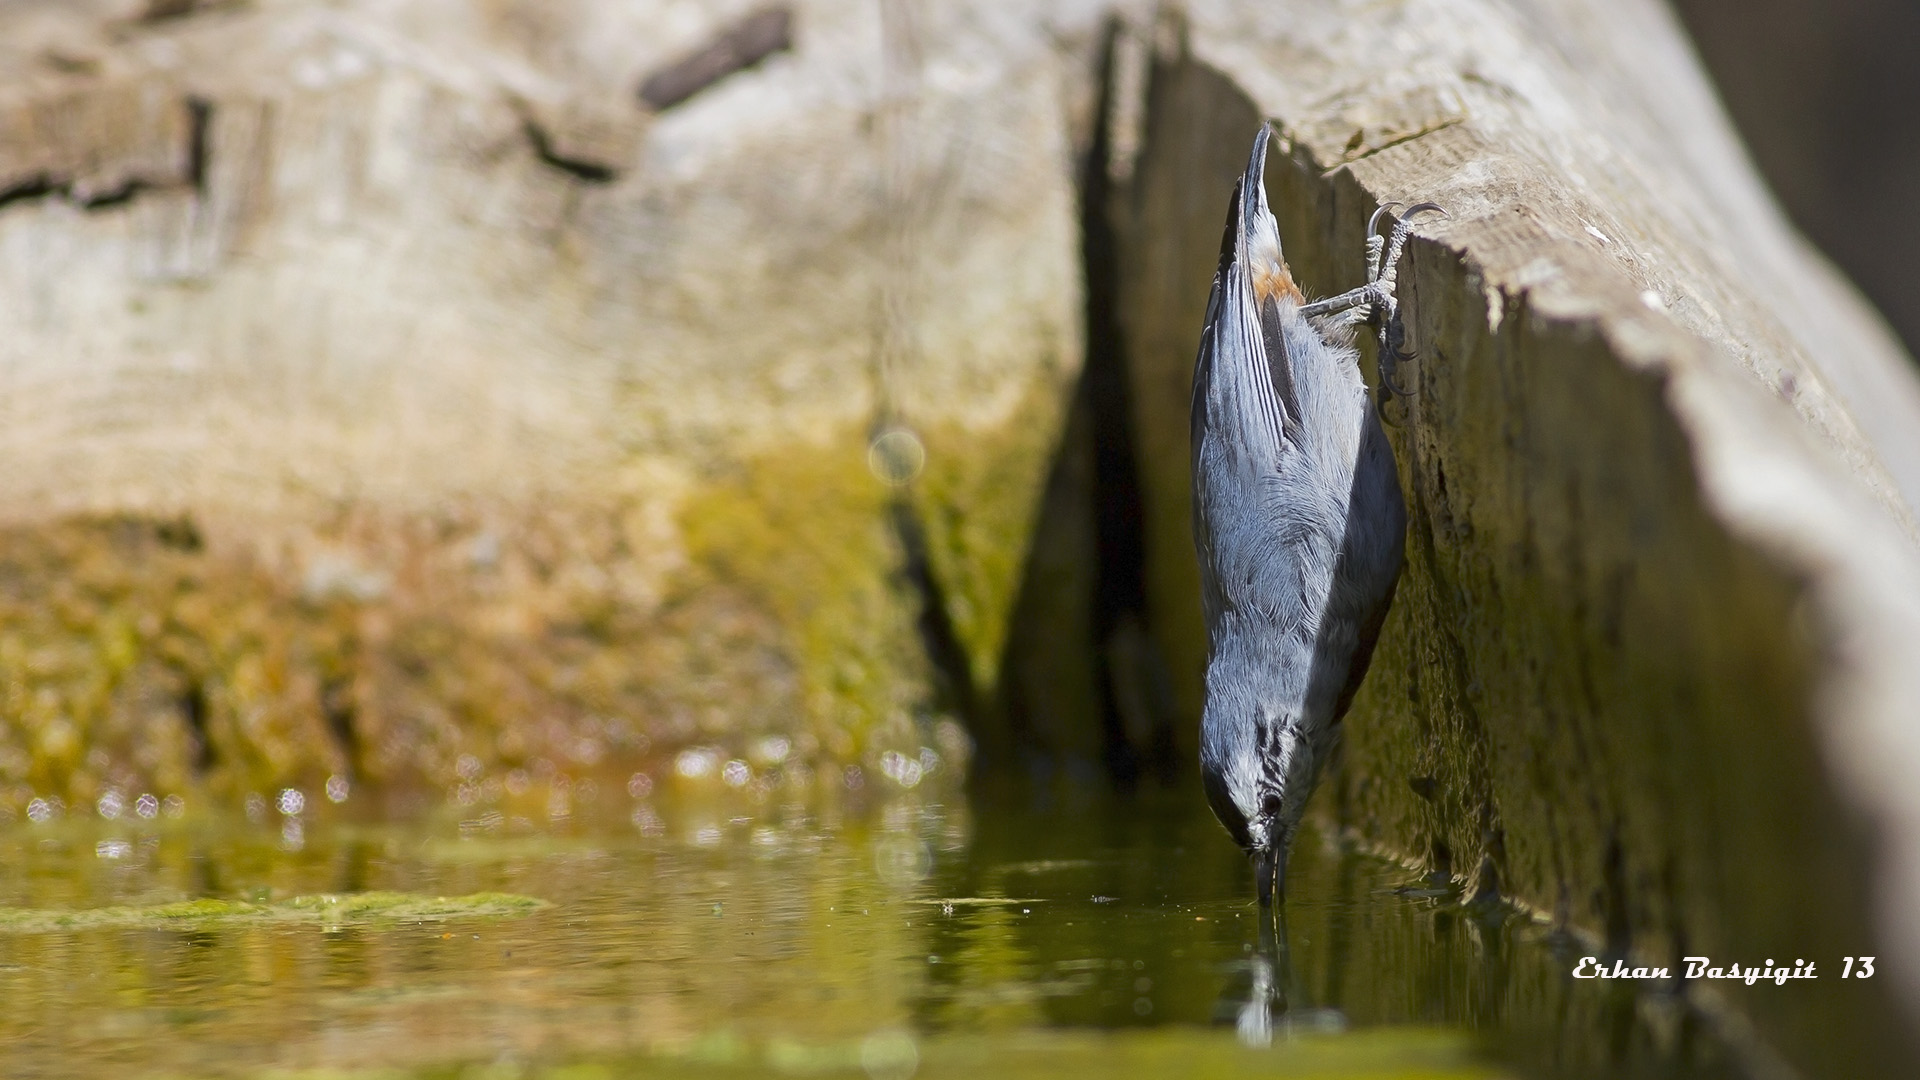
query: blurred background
1671 0 1920 360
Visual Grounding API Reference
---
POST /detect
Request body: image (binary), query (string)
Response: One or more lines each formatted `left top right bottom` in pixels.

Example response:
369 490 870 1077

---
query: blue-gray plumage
1192 124 1433 905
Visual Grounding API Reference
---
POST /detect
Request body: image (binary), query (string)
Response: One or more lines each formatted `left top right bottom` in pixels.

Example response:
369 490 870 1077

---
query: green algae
268 1027 1504 1080
672 384 1075 766
0 788 1741 1080
0 890 546 933
909 385 1075 699
0 498 844 811
0 391 1066 812
677 436 935 761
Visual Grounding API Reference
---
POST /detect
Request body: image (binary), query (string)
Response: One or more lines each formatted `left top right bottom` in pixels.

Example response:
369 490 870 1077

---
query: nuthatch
1191 124 1438 905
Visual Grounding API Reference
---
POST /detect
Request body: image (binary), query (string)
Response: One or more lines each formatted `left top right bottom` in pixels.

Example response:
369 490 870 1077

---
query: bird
1190 123 1437 905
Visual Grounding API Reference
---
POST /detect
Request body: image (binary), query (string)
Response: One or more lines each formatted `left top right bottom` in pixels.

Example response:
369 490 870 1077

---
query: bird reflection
1227 903 1288 1046
1219 902 1346 1047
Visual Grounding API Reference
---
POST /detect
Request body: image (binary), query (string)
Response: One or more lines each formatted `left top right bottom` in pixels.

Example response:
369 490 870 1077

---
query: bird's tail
1222 123 1300 308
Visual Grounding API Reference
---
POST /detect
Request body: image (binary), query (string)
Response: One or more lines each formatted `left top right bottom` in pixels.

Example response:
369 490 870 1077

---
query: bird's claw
1381 361 1414 398
1298 199 1445 408
1366 202 1445 408
1364 203 1400 282
1366 202 1404 237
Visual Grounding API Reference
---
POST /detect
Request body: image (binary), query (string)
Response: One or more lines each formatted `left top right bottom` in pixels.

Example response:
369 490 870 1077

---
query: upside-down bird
1191 123 1439 904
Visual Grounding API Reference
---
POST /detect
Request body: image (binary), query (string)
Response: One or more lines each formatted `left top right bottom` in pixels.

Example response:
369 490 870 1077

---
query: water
0 782 1740 1079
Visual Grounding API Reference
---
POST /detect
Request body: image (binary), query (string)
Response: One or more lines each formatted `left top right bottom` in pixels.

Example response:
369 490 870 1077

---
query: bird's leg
1301 203 1446 400
1297 283 1377 325
1371 202 1445 399
1298 203 1403 323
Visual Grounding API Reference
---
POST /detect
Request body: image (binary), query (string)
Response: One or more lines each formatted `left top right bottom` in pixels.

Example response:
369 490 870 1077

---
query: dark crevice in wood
321 676 361 782
638 6 793 112
181 679 215 774
186 96 213 192
0 97 213 215
1081 18 1173 788
0 174 60 211
77 179 156 210
522 119 618 184
889 499 981 727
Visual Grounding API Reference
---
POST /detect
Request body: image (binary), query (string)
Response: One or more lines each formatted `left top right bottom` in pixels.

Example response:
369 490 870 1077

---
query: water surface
0 782 1738 1078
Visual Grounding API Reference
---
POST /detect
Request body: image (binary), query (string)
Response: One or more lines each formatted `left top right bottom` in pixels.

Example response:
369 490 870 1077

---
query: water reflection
1223 903 1288 1045
0 782 1744 1079
1220 902 1344 1046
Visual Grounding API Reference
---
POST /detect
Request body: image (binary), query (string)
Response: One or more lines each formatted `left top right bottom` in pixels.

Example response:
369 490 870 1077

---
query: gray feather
1190 125 1407 890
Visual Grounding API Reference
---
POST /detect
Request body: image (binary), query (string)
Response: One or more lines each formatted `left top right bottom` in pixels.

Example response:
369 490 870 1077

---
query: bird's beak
1253 842 1290 906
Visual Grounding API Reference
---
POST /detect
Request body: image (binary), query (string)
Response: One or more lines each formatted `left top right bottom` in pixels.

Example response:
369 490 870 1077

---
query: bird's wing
1327 421 1407 722
1191 177 1310 631
1330 569 1396 723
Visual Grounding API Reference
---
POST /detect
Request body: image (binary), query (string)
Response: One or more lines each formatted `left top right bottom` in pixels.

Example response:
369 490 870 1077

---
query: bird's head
1199 667 1320 904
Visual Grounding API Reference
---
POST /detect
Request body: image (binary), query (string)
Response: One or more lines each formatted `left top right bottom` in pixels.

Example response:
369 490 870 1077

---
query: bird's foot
1302 202 1446 401
1371 202 1443 399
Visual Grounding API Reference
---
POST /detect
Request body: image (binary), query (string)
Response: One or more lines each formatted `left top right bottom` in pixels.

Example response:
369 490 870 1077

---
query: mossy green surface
909 386 1074 699
251 1027 1503 1080
0 397 1072 809
0 509 723 807
677 436 931 762
0 891 547 933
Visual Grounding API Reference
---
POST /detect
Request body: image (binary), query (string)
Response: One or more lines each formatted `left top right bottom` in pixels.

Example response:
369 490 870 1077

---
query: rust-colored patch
1252 257 1302 305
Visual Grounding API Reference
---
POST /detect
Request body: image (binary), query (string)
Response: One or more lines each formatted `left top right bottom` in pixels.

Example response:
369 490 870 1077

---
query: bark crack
1322 117 1465 175
522 119 619 184
0 97 213 215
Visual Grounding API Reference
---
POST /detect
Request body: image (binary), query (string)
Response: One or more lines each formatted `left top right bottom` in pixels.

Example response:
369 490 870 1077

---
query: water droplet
676 747 720 780
867 428 926 486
